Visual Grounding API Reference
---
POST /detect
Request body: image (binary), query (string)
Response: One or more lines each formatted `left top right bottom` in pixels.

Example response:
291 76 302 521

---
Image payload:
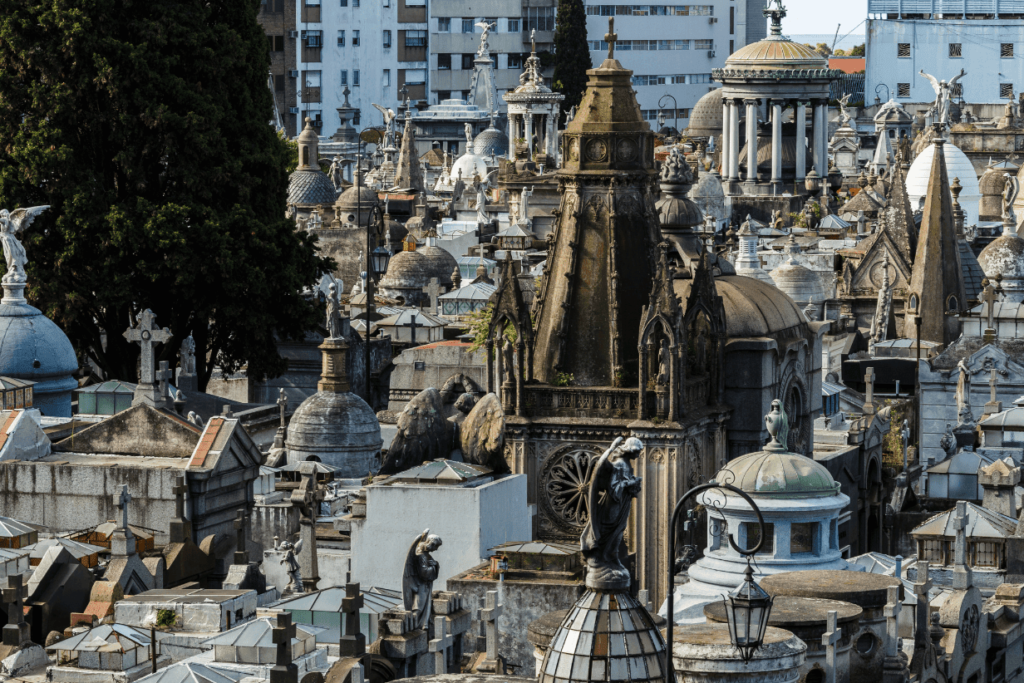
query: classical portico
714 2 838 200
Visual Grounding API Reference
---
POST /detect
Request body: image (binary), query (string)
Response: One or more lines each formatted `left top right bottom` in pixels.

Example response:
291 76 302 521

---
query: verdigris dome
473 124 509 157
285 388 382 474
0 295 78 417
716 446 839 498
684 88 724 138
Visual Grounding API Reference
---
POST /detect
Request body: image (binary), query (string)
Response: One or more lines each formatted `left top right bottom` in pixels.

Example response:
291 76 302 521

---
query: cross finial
115 485 132 531
531 28 536 53
604 17 617 60
277 388 288 428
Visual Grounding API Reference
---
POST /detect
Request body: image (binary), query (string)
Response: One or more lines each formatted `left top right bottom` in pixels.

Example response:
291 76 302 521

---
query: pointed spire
907 127 967 346
393 113 425 193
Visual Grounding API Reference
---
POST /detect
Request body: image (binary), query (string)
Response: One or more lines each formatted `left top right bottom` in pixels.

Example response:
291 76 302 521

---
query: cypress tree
0 0 331 390
553 0 592 126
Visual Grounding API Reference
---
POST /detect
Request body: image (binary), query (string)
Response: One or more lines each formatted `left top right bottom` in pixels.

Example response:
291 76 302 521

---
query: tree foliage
553 0 592 126
0 0 332 391
850 43 866 57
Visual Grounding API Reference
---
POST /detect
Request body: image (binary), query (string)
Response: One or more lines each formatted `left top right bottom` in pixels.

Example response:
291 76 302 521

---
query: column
812 100 824 177
728 99 740 181
524 113 534 161
816 99 829 177
507 116 515 161
721 100 731 177
795 101 807 181
770 99 783 186
745 99 759 183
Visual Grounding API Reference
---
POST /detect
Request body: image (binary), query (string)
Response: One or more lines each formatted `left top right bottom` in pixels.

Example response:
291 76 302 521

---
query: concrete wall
349 474 530 592
388 343 487 411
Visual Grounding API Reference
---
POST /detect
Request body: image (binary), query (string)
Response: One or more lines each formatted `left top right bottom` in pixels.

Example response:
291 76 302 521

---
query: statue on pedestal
403 530 442 629
0 205 49 283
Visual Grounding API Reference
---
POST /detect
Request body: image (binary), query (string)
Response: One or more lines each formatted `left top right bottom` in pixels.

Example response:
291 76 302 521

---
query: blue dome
0 297 78 417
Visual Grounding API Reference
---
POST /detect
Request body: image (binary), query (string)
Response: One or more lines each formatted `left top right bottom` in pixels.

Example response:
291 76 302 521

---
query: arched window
908 294 918 312
302 147 310 167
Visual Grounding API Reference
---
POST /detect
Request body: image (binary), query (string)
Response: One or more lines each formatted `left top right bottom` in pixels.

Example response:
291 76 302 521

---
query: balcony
520 385 640 420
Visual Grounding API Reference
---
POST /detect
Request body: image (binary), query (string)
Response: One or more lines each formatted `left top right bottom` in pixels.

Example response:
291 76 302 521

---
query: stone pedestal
671 623 806 683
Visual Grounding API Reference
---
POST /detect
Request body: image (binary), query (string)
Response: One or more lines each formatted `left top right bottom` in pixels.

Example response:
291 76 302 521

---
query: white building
866 0 1024 108
290 0 429 137
585 0 766 127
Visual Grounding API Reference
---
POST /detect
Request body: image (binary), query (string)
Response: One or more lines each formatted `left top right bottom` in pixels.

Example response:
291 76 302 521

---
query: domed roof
724 36 828 71
771 258 828 307
979 165 1013 197
379 246 456 291
336 182 378 211
285 390 382 475
716 447 839 498
540 590 669 683
420 245 458 282
473 124 509 157
874 98 913 124
656 194 703 228
684 88 724 138
288 170 339 207
450 150 489 184
907 140 981 226
978 231 1024 284
688 168 726 200
675 275 808 338
0 293 79 417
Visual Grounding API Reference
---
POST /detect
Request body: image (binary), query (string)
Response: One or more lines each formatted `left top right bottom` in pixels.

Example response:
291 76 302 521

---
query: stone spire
393 113 425 193
296 117 320 171
876 153 918 266
532 21 661 386
907 126 966 346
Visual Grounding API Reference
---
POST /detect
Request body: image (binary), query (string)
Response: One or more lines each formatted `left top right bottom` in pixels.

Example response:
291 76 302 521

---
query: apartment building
428 0 558 110
866 0 1024 107
258 0 429 138
585 0 766 127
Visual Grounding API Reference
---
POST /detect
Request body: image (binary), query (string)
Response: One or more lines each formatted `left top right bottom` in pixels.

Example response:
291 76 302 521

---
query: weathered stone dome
336 183 378 213
473 124 509 157
715 448 840 498
771 258 828 309
378 246 456 301
0 293 78 417
676 275 808 338
285 390 382 474
874 98 912 125
979 231 1024 286
684 88 724 139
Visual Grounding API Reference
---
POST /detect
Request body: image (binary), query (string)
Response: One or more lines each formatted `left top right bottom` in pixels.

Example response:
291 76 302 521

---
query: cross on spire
115 485 132 531
124 310 173 385
604 17 617 60
982 280 999 342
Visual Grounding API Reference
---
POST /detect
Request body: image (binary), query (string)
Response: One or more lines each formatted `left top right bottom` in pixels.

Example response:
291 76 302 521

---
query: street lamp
875 83 890 105
659 93 679 134
664 481 772 677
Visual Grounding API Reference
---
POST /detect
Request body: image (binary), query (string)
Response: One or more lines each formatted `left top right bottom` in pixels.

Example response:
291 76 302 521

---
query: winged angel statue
919 68 966 127
0 205 49 283
372 103 397 148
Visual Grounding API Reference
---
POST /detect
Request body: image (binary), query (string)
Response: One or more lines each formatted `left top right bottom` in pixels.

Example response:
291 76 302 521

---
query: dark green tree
552 0 592 126
850 43 866 56
0 0 332 391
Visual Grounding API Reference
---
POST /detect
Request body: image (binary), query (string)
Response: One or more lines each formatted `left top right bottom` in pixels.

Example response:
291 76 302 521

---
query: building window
897 42 910 58
340 70 347 86
897 82 910 98
484 17 498 30
1002 83 1015 99
438 90 451 100
1003 43 1015 58
695 39 713 50
339 0 347 6
525 6 555 31
354 0 359 7
274 74 285 91
337 30 345 46
353 30 360 46
920 538 944 564
304 30 323 47
383 30 392 47
508 18 520 32
508 53 524 69
746 522 774 554
405 30 427 46
729 5 734 33
405 69 427 85
269 35 285 51
462 53 475 69
973 541 999 567
438 17 450 31
462 17 474 32
949 42 961 58
383 69 391 86
790 522 817 554
438 53 451 69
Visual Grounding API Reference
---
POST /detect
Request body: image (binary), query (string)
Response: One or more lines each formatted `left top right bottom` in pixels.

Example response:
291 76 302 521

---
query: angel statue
837 93 852 127
475 21 496 57
580 436 644 589
326 282 343 339
464 122 473 147
919 68 966 127
279 538 304 594
474 170 498 225
0 205 49 283
955 358 972 425
1002 172 1020 229
403 530 442 629
372 103 397 148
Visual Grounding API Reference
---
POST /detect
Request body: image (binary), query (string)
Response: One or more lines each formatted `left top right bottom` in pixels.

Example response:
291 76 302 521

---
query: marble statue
464 122 473 147
475 21 495 57
372 103 397 148
517 186 534 227
474 173 495 225
180 334 196 375
901 419 910 466
580 436 644 589
326 283 343 339
939 423 956 458
870 253 893 347
656 338 669 385
502 338 515 382
836 93 852 127
763 398 789 452
897 132 911 165
403 530 442 629
919 68 966 126
279 540 304 593
1002 173 1019 228
955 358 972 425
0 205 49 283
327 155 344 190
565 105 576 125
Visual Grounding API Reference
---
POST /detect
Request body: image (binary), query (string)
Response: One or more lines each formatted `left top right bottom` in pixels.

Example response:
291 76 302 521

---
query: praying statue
326 283 343 339
955 358 972 425
0 205 49 283
656 338 669 385
581 437 644 589
403 530 442 630
180 334 196 375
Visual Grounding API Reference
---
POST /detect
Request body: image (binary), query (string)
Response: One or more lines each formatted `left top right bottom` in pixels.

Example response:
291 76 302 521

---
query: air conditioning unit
289 107 300 114
707 50 716 57
289 70 299 77
708 16 717 23
288 29 298 38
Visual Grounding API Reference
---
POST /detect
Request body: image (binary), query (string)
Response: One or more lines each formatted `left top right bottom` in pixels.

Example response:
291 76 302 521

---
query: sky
778 0 868 39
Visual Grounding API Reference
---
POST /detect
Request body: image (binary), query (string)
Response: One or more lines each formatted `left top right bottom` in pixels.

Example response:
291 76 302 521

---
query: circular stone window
856 632 875 655
542 447 599 530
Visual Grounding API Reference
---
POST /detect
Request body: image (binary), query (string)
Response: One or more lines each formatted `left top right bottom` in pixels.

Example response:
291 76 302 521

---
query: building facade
585 0 766 127
866 0 1024 109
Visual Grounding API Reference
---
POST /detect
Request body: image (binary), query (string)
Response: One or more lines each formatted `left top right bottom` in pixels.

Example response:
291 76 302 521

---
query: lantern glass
725 563 773 662
371 246 391 277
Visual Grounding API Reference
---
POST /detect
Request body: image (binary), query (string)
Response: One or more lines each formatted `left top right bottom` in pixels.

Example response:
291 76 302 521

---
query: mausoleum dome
0 295 78 417
978 232 1024 299
874 98 912 125
473 124 509 158
677 275 808 338
285 391 382 473
684 88 724 139
715 448 840 498
907 140 981 225
724 36 828 71
450 150 489 184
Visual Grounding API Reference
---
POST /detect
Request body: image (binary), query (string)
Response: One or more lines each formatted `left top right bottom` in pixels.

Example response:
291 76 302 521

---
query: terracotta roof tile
188 418 225 469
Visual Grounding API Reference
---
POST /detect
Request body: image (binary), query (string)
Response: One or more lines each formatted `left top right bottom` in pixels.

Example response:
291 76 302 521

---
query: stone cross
604 17 617 60
982 281 998 341
156 361 173 398
422 277 442 314
952 500 972 589
428 615 454 674
169 475 190 544
984 368 1003 415
408 312 421 344
339 581 366 658
912 562 932 653
124 309 173 385
821 610 841 683
863 366 876 415
884 585 901 659
481 591 503 663
269 613 298 683
1 574 28 647
115 485 132 531
277 389 288 429
233 509 248 565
